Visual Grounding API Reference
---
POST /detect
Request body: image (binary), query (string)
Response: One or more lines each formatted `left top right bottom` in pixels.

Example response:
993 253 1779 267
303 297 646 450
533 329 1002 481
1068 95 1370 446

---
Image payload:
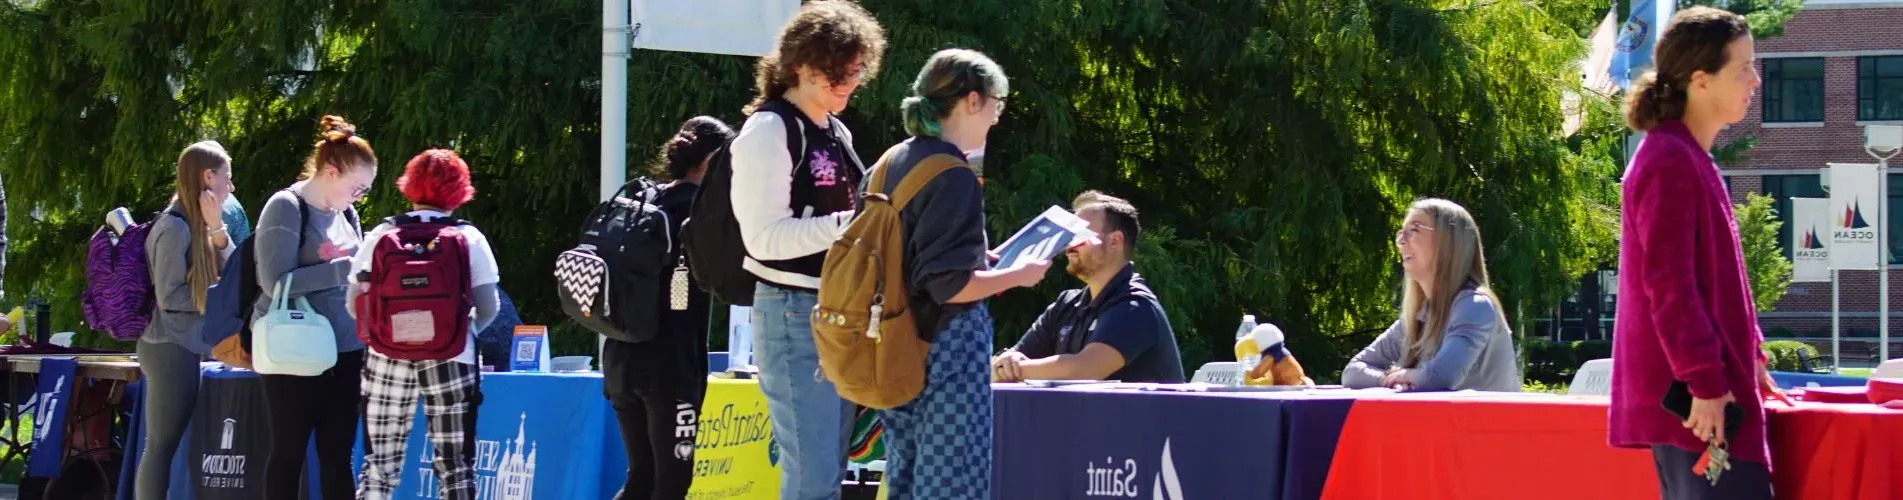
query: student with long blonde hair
1343 198 1520 392
135 140 238 499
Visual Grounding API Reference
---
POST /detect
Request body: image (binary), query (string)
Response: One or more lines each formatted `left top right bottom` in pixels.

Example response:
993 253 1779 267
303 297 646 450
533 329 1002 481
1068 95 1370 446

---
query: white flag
1564 11 1621 136
1828 163 1882 270
631 0 802 57
1791 197 1831 282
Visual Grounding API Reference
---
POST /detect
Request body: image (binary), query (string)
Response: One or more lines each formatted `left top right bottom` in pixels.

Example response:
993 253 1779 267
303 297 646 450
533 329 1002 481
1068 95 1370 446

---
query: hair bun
664 132 695 160
320 115 357 143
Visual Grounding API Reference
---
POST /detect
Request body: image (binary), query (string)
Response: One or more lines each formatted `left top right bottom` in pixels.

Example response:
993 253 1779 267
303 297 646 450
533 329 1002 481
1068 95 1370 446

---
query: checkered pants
880 305 994 499
357 351 483 500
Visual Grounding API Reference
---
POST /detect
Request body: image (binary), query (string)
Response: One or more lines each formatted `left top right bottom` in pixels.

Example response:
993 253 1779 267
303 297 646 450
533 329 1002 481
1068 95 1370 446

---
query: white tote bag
251 274 338 376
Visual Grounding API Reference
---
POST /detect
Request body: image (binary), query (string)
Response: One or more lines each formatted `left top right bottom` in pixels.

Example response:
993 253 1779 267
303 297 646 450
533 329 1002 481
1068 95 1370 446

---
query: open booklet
991 206 1098 270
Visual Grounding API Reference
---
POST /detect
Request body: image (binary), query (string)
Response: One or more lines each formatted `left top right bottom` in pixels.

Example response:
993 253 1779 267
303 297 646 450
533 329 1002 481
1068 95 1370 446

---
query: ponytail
901 96 943 137
1623 72 1687 131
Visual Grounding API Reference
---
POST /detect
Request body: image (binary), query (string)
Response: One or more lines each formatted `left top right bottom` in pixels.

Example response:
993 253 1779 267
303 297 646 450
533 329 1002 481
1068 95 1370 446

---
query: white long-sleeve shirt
729 110 858 289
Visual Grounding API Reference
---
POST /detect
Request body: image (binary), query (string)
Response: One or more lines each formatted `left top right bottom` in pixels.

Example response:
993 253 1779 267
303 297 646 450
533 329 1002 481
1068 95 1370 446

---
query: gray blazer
1342 287 1522 392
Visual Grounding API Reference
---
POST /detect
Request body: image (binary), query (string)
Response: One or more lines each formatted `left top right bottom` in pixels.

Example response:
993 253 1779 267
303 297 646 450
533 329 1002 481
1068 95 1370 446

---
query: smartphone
1661 381 1744 441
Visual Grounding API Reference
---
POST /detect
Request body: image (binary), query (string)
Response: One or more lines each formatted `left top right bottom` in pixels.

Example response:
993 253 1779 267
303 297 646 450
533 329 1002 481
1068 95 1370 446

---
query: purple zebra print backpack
81 211 182 340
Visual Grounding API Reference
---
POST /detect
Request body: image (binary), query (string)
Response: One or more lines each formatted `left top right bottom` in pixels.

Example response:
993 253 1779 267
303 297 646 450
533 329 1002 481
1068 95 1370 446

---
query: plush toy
1234 323 1311 386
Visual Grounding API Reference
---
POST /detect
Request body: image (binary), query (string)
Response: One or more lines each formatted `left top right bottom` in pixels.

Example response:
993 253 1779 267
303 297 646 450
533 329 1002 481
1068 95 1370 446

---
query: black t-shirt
759 104 864 283
1011 264 1186 383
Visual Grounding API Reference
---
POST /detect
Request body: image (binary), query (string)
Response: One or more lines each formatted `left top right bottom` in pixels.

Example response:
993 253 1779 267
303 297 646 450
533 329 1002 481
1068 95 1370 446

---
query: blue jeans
752 283 855 500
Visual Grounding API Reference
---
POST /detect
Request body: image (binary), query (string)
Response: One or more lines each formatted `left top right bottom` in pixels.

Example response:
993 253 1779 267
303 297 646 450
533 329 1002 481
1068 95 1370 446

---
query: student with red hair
348 149 502 500
254 115 374 499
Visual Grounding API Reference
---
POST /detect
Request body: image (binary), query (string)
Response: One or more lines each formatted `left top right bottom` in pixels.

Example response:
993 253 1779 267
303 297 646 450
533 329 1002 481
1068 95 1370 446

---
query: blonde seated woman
1343 198 1521 392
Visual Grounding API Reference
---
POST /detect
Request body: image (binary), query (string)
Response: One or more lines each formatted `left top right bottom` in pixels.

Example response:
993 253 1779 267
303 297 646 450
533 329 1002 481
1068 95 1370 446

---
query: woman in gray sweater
252 115 375 499
1343 198 1521 392
135 140 239 499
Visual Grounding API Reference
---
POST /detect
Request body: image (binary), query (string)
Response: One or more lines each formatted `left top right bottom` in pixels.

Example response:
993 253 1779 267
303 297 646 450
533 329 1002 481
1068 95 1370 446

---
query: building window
1891 174 1903 265
1763 174 1824 260
1764 58 1824 123
1858 56 1903 121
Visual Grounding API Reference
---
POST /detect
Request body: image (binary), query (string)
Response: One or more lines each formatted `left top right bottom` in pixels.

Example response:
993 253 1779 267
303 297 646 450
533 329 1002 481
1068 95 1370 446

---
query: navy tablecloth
993 385 1355 500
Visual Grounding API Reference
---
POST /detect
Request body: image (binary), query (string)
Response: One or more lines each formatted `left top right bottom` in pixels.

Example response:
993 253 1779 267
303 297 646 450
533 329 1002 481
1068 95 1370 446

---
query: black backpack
683 100 861 306
556 178 672 343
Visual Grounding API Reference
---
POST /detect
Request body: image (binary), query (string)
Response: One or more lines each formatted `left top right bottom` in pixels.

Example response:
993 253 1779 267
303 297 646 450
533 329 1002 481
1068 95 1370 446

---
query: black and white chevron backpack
556 178 672 343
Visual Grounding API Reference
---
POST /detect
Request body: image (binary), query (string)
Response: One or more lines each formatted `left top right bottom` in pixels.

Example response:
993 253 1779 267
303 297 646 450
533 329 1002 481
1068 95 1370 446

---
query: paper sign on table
512 325 550 372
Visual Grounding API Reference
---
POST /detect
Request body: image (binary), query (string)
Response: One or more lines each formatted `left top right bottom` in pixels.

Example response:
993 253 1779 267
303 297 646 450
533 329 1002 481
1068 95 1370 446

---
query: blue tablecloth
128 366 627 499
121 353 745 499
351 371 626 499
992 385 1354 500
1769 370 1868 389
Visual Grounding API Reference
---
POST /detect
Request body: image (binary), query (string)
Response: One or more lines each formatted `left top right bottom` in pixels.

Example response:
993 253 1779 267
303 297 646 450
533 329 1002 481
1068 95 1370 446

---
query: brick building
1719 0 1903 340
1549 1 1903 353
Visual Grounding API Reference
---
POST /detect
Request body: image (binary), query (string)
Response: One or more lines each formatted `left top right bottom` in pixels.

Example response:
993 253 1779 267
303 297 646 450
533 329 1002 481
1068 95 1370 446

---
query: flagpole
1866 125 1902 364
601 0 630 361
1878 154 1891 364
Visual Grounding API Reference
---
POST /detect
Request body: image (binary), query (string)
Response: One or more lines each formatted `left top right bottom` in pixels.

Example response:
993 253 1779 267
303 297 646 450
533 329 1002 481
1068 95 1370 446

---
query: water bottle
1236 314 1260 376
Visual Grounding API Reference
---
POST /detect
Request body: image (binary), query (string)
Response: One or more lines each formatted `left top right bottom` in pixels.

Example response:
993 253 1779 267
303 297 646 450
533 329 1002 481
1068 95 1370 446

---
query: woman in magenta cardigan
1609 7 1784 499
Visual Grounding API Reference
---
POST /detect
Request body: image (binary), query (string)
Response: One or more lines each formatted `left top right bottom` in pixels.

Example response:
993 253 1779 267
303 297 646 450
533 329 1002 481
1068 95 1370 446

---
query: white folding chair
1191 362 1246 386
1567 358 1615 396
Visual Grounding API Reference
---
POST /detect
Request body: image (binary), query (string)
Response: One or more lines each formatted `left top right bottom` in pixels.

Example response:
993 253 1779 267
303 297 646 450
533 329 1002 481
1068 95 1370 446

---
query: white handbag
250 274 339 376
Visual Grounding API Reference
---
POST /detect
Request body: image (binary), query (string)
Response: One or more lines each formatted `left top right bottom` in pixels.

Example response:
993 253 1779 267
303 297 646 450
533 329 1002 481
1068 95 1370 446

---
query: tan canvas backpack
813 149 968 409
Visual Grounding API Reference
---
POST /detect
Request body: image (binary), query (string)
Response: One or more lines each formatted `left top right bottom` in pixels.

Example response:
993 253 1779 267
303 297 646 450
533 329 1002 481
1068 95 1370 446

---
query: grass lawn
1 413 29 484
1840 368 1874 377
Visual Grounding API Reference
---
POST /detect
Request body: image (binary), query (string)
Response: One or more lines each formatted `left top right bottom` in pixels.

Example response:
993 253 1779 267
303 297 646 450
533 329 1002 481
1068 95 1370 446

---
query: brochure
992 206 1097 270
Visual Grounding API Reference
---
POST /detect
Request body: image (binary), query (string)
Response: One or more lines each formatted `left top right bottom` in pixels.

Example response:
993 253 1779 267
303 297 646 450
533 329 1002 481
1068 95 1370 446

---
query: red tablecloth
1320 394 1903 500
1769 403 1903 500
1319 394 1658 500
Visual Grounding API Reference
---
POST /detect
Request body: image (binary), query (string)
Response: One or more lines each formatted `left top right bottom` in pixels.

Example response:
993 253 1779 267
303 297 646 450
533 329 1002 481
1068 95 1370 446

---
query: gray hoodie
140 200 235 353
1342 287 1522 392
249 184 365 353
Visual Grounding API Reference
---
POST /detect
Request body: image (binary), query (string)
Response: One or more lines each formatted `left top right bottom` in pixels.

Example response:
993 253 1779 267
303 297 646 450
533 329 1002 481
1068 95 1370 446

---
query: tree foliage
0 0 1687 377
1698 0 1805 39
1616 1 1806 39
1735 192 1792 313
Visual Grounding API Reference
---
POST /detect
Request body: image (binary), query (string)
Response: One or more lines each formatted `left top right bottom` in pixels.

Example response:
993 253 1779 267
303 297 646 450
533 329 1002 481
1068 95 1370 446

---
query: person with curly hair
728 1 887 498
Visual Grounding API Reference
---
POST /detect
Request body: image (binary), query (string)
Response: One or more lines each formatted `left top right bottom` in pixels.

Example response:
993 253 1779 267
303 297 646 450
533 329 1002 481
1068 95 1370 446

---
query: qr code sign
515 340 538 362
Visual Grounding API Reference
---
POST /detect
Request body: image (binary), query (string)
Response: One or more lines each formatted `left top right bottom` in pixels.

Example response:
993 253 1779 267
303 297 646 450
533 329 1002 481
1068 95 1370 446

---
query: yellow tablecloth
687 377 781 499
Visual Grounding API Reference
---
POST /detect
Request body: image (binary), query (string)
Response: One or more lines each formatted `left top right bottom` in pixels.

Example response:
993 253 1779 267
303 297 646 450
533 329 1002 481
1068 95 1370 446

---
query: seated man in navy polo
991 192 1186 383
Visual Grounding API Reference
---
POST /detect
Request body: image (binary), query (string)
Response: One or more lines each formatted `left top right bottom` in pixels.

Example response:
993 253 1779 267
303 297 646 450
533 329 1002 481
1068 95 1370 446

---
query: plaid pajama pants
357 351 484 500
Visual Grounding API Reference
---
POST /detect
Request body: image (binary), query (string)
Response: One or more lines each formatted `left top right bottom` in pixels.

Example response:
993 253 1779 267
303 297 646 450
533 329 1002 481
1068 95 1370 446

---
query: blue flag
26 357 77 478
1610 0 1679 90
